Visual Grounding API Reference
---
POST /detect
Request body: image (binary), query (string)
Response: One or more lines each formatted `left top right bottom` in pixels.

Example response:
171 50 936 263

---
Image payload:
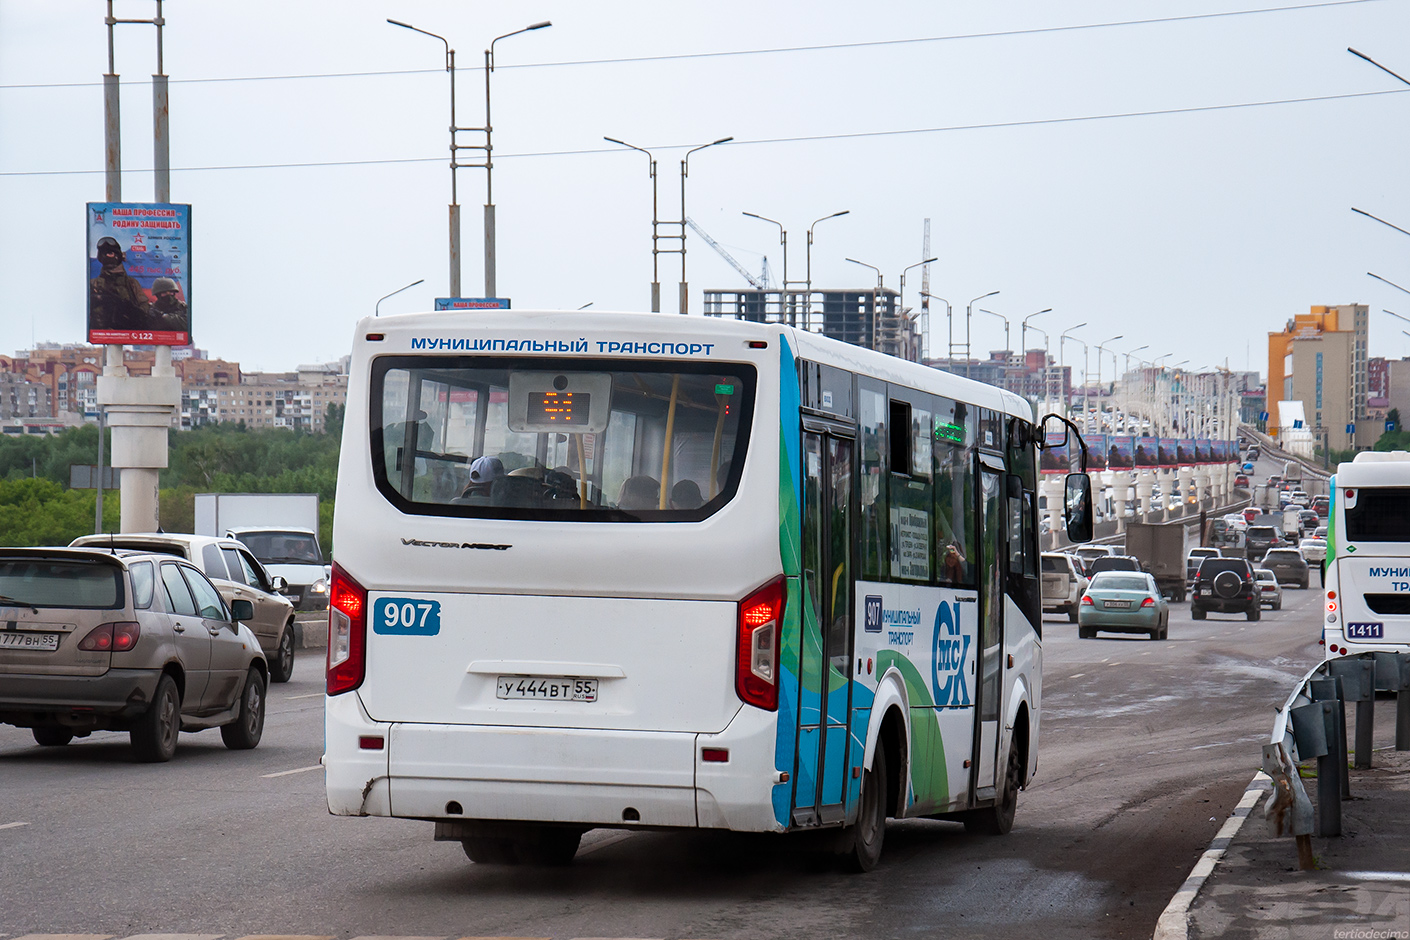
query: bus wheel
843 745 887 872
514 826 583 866
462 837 517 865
966 740 1021 836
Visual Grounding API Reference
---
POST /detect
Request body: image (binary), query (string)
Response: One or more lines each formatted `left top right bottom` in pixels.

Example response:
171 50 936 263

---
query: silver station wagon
0 548 268 762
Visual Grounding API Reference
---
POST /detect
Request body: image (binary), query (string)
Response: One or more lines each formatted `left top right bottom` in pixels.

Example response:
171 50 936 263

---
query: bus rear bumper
325 691 786 832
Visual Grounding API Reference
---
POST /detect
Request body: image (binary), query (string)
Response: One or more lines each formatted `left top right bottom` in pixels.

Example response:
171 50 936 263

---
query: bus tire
843 743 887 873
462 837 517 865
965 739 1021 836
514 826 583 866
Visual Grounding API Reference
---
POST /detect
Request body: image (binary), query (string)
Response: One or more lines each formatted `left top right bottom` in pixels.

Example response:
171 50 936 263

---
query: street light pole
805 210 849 323
1095 335 1123 433
743 212 787 321
964 290 999 378
920 292 952 365
376 278 425 317
1020 308 1053 363
605 137 660 311
845 258 883 351
390 19 549 299
678 137 733 314
484 21 551 298
899 258 937 359
1059 323 1088 418
978 309 1011 389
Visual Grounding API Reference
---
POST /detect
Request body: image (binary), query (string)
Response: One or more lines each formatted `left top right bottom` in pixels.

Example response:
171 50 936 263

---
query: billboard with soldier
87 202 190 345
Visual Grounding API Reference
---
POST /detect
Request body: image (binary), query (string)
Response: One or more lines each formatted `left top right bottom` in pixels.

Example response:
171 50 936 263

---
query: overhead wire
1 85 1405 178
0 0 1386 91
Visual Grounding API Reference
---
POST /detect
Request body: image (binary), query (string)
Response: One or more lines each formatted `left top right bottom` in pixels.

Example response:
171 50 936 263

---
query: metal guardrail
1261 651 1410 868
1239 423 1332 483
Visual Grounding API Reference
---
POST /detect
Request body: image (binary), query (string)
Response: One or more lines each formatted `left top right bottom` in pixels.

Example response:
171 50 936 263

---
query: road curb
1152 770 1271 940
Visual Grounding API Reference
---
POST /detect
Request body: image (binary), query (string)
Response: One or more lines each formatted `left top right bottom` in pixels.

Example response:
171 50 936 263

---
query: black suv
1191 558 1260 621
1244 525 1284 562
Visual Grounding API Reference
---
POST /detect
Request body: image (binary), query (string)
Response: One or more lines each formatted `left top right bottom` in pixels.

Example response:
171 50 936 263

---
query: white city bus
1323 450 1410 658
324 309 1089 870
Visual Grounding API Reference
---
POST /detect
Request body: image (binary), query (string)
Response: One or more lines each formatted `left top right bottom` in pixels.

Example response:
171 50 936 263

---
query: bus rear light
327 562 368 696
1327 591 1336 600
736 576 785 711
1327 601 1337 612
701 747 729 762
359 736 384 750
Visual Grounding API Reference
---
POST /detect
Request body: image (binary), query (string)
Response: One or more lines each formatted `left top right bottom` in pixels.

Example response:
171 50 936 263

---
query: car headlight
311 579 328 594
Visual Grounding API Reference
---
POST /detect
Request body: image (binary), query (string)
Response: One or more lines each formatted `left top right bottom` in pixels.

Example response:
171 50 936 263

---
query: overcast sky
2 0 1409 380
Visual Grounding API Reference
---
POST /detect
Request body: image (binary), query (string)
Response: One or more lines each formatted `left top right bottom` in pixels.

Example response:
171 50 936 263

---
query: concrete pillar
1113 471 1128 534
97 347 179 533
1044 477 1063 548
1136 471 1155 522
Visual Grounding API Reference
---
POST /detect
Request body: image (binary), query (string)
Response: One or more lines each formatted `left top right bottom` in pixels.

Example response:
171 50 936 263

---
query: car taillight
1081 595 1094 605
1141 597 1156 607
736 576 785 711
77 621 141 652
327 562 367 696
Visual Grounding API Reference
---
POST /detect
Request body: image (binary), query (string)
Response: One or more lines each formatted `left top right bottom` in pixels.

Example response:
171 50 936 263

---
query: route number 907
371 597 442 636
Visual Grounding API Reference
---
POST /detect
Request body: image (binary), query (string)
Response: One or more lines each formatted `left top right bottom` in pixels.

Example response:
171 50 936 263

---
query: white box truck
195 493 329 610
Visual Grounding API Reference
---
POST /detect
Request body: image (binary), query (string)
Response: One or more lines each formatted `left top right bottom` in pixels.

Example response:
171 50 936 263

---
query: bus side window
858 380 888 581
886 391 933 583
934 399 976 586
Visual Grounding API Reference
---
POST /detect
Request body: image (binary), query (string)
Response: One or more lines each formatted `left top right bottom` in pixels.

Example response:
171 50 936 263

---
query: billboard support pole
95 0 178 535
95 408 105 534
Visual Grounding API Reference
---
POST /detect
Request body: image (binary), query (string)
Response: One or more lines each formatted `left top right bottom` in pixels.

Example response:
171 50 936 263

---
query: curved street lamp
963 290 1000 377
678 136 733 314
375 278 425 317
604 136 661 311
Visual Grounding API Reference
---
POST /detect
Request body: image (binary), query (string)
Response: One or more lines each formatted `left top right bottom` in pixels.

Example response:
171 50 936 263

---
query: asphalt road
0 455 1323 939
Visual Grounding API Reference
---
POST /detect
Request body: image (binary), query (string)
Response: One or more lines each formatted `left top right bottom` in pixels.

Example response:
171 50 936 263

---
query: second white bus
1323 450 1410 658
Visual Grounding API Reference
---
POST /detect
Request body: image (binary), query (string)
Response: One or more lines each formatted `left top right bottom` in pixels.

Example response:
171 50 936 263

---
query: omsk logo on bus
372 597 442 636
932 600 971 707
864 596 883 633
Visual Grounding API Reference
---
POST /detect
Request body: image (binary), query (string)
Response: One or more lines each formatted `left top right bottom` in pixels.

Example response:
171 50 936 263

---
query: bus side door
792 428 855 826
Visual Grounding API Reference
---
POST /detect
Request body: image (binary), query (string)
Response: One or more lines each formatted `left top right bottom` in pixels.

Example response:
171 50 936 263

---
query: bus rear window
370 357 755 521
1345 487 1410 542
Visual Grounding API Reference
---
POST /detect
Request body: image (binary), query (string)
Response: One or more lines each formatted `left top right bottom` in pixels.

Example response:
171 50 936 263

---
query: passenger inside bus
669 480 704 510
617 475 661 510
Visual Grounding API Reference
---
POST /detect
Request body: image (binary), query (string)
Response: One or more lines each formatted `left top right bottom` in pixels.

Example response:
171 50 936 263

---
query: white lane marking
1141 651 1152 655
1068 673 1085 679
1100 657 1110 663
261 764 323 779
0 821 29 830
1342 871 1410 883
1107 661 1121 666
285 692 324 700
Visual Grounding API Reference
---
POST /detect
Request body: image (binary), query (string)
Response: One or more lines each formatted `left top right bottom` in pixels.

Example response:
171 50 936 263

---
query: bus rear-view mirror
1065 473 1094 543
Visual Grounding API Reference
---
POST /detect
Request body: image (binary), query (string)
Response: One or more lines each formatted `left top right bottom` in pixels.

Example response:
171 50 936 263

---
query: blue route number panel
373 597 442 636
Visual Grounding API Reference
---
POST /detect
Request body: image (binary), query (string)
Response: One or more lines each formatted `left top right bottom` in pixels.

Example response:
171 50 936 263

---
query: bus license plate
496 676 598 702
1346 622 1384 640
0 632 59 651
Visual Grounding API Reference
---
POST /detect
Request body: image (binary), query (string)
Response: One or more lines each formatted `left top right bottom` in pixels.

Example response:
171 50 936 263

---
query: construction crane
685 217 770 290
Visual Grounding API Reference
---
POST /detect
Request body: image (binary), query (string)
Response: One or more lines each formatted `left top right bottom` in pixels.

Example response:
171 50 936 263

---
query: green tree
0 477 118 546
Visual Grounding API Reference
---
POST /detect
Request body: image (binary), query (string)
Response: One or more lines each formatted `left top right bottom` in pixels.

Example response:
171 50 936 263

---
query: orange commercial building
1267 305 1369 451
